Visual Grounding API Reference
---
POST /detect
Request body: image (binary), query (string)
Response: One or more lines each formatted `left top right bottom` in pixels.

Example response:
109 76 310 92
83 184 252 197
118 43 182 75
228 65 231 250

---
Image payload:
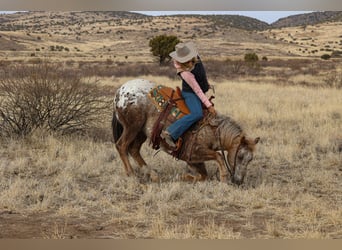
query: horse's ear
254 137 260 144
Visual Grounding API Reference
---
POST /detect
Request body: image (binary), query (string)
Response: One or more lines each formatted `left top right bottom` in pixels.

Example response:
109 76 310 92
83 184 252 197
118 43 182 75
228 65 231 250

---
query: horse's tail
112 111 123 143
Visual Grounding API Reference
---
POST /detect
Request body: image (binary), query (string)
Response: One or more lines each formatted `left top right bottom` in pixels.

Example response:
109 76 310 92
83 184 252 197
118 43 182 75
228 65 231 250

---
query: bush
0 63 110 137
243 52 261 75
244 52 259 63
321 54 331 60
331 50 342 58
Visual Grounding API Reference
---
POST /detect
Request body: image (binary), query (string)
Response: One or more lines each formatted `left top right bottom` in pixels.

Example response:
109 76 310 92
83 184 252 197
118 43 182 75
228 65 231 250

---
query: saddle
148 85 190 120
148 85 212 158
148 85 188 154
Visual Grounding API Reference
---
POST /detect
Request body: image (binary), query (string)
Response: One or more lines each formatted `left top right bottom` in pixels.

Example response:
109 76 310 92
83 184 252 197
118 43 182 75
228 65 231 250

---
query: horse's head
231 136 260 185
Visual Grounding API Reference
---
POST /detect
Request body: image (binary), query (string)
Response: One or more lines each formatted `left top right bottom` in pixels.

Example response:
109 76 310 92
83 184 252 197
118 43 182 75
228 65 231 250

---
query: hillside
0 11 342 63
0 11 276 62
272 11 342 28
2 11 342 31
176 14 270 31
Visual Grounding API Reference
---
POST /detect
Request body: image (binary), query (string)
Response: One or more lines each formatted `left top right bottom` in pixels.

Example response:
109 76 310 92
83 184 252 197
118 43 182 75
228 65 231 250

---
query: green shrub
321 54 331 60
244 52 259 63
244 52 261 75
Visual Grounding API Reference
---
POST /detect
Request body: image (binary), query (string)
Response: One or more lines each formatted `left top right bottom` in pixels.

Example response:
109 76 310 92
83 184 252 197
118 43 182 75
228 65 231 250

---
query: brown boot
161 130 176 148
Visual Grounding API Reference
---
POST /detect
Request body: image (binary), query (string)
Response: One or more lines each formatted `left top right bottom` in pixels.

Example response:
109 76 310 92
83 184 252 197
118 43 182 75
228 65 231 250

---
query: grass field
0 11 341 239
0 75 341 238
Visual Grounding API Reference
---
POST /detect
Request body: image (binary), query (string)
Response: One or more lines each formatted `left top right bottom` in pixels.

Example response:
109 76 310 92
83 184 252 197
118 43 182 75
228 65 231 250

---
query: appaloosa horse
112 79 259 185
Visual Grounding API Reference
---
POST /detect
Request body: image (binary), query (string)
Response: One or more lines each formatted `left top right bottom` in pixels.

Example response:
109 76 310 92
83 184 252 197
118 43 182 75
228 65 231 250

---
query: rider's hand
208 105 216 116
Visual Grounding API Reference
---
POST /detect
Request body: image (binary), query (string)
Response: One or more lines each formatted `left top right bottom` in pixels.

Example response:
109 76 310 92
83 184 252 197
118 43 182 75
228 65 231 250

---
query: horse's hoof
181 173 196 182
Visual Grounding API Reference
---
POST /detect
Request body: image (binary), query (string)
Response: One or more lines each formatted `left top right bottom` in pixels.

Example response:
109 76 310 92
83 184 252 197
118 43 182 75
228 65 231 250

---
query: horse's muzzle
231 176 244 186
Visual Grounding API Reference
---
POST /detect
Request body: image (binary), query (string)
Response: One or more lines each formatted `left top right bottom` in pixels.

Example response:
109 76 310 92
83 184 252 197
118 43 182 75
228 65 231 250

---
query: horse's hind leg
128 132 159 182
182 162 208 182
115 127 141 176
128 132 147 167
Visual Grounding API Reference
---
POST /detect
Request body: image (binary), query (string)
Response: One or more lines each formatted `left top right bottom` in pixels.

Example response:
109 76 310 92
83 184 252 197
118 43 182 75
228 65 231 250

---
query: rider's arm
179 71 213 108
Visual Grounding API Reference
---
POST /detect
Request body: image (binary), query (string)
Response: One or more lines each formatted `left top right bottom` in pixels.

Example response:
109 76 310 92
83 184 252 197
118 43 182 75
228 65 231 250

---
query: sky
131 11 314 24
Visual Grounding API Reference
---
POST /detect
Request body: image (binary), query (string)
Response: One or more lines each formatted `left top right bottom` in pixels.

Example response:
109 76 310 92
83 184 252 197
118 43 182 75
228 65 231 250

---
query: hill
0 11 342 63
177 14 270 31
0 11 275 62
272 11 342 28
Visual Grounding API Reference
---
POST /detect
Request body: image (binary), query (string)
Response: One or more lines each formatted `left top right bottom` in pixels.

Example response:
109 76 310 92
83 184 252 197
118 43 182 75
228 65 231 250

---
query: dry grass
0 11 341 239
0 76 341 239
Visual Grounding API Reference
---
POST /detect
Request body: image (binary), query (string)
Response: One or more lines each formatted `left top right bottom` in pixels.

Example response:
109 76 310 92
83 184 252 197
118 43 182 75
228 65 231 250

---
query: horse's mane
210 114 244 146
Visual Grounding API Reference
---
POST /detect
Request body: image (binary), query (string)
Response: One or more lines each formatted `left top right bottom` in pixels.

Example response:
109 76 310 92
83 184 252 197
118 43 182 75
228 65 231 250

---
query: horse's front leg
182 162 208 182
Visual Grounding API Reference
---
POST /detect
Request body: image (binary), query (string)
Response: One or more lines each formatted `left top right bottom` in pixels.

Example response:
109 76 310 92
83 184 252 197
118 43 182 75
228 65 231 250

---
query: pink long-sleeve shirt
174 61 212 108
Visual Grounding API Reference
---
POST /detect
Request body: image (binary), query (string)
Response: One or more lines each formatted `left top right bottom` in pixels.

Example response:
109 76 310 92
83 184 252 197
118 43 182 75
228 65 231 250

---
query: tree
149 35 180 65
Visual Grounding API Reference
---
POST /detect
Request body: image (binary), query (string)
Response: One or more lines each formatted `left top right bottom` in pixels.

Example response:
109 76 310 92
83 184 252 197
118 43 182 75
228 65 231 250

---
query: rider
161 41 216 148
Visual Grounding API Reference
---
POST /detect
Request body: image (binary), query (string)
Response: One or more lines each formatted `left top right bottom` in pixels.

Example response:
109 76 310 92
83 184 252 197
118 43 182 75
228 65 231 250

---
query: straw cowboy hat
169 41 198 63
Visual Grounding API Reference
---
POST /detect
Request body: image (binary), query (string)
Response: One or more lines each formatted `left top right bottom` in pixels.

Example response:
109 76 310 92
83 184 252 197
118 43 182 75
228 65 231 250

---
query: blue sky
131 11 314 24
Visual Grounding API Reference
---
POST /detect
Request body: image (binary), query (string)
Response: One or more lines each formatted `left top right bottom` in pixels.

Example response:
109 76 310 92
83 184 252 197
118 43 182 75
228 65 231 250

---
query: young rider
161 41 216 148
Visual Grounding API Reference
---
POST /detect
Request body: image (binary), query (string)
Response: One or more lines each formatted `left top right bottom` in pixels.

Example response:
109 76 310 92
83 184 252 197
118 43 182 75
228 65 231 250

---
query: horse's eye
238 155 244 160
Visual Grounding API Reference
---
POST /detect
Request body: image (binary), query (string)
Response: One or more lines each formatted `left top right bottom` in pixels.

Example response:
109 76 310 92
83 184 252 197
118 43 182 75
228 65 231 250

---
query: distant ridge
0 11 341 60
1 11 342 32
175 14 270 31
272 11 342 28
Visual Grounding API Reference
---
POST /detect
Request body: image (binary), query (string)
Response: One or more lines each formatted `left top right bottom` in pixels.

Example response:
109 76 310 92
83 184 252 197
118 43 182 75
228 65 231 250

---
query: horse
112 79 260 185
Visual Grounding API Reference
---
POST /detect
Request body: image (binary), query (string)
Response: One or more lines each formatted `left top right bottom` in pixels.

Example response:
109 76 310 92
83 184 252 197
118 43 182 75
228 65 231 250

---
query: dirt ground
0 206 272 239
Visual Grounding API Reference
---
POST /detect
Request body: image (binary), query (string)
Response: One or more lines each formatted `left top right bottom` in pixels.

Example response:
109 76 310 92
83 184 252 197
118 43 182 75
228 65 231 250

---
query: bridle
219 146 233 177
217 129 242 178
205 113 245 180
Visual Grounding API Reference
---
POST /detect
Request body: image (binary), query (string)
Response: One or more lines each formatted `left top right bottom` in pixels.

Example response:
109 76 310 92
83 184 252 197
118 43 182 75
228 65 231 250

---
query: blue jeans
167 91 203 140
